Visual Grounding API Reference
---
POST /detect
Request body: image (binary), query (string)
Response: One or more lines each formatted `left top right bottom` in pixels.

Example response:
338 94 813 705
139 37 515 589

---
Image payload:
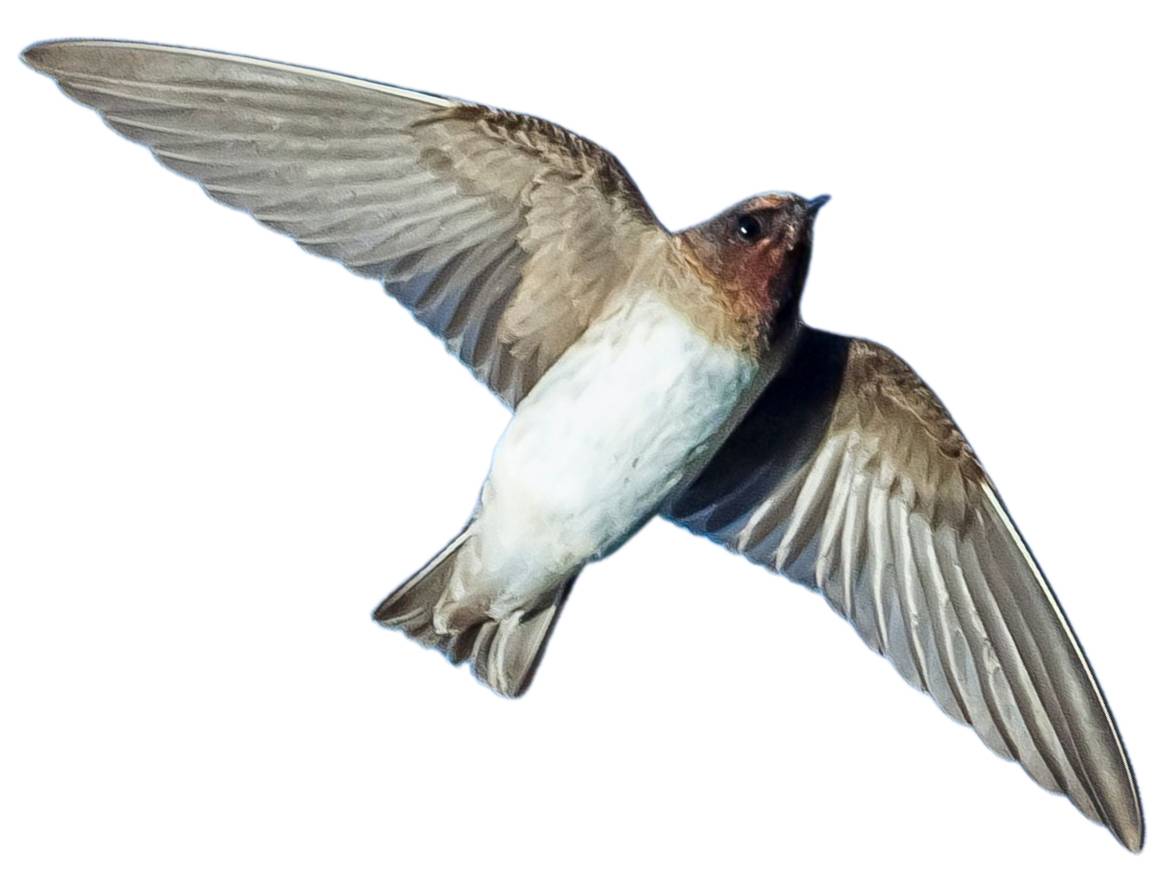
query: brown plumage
22 38 1143 852
679 193 820 354
667 331 1142 850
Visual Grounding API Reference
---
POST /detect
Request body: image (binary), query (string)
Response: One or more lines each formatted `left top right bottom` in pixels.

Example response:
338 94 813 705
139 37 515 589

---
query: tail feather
372 530 574 698
471 596 572 696
372 531 469 649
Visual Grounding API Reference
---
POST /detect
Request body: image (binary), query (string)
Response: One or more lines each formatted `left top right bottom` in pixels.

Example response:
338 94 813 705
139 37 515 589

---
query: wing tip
19 38 457 110
1113 813 1145 853
1113 753 1146 853
20 39 56 73
21 38 112 75
1112 778 1146 852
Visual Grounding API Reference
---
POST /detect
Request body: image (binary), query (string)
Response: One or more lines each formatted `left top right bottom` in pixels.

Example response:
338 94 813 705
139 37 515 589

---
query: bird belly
469 288 755 604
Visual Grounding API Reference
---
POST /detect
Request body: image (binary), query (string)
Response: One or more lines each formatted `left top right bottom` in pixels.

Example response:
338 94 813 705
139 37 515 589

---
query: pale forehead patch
742 192 803 212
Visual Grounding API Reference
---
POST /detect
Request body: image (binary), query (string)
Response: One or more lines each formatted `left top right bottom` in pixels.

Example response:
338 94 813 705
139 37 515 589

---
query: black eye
736 213 763 242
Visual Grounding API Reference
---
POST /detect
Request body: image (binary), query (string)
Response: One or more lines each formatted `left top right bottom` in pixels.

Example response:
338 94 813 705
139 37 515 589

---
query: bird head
680 192 828 348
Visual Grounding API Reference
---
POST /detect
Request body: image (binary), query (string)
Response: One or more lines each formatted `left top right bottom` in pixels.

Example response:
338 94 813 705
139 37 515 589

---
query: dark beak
805 194 831 215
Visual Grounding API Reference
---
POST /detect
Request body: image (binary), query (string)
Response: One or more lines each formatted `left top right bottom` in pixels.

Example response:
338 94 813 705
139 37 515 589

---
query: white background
3 2 1170 877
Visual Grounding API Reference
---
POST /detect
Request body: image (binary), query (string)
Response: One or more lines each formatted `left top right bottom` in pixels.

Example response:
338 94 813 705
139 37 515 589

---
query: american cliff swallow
23 39 1143 851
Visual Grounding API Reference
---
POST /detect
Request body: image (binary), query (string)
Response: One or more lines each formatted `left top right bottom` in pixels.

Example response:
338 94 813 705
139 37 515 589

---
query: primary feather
22 39 658 406
667 328 1144 851
24 38 1144 851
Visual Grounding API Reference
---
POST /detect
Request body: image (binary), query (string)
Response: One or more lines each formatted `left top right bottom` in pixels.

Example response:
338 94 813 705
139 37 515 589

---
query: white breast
471 288 755 596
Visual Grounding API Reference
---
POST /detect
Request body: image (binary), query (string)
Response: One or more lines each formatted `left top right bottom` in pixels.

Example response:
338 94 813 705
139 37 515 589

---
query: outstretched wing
667 327 1144 851
23 39 662 406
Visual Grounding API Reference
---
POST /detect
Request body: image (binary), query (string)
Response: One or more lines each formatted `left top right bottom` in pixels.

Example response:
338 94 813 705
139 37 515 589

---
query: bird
22 38 1143 852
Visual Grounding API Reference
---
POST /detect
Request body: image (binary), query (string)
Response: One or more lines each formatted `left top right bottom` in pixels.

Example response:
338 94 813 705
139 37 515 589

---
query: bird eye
736 214 764 242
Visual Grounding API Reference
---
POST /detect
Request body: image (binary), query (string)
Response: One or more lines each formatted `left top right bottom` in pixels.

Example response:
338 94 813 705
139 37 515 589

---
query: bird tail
372 529 575 698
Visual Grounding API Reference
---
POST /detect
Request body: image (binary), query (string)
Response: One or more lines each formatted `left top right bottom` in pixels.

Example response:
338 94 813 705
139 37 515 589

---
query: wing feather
668 327 1144 850
26 37 1143 850
23 39 662 405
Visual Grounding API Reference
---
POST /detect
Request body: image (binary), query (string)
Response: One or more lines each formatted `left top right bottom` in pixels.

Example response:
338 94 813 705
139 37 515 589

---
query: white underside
454 288 755 615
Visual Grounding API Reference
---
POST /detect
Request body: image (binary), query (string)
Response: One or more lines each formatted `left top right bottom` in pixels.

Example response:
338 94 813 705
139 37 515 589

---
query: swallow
22 39 1143 851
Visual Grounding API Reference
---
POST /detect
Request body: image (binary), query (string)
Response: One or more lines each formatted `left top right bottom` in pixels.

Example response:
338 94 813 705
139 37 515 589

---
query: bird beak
806 194 831 215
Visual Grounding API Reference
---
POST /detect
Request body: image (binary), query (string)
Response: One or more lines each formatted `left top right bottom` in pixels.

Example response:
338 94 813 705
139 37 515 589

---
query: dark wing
23 39 661 406
666 328 1144 851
